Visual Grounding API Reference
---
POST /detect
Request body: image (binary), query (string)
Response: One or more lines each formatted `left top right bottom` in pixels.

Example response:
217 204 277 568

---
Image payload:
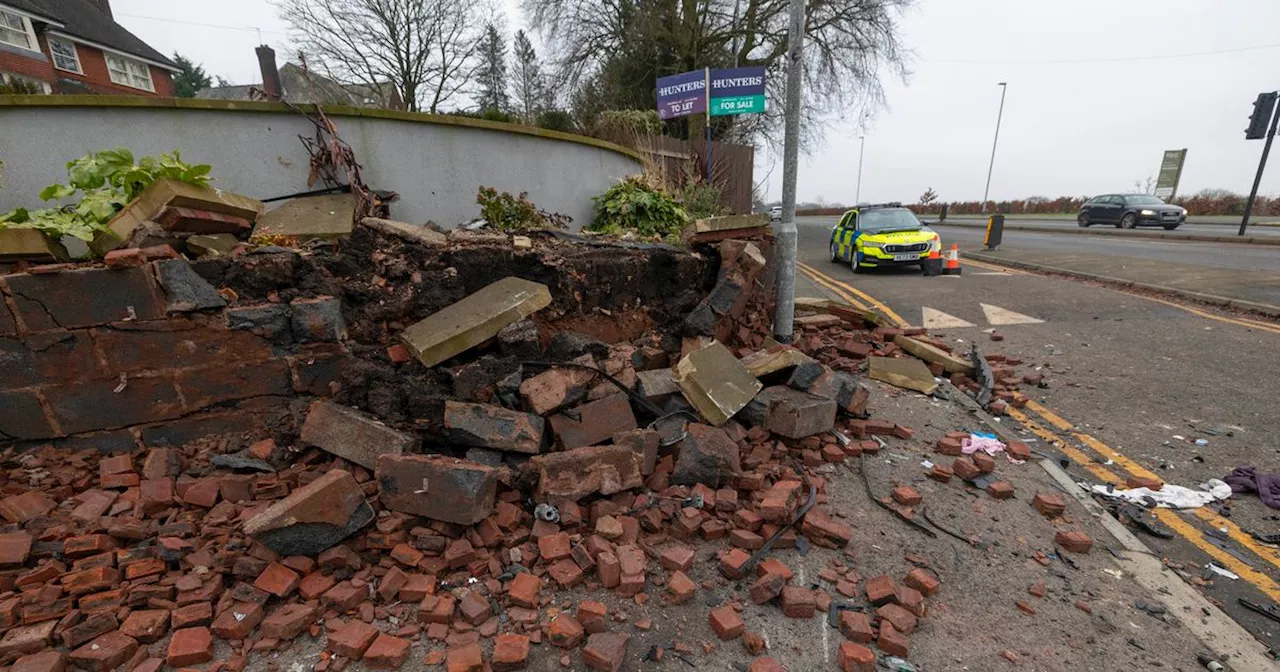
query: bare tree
279 0 486 113
510 29 546 122
524 0 913 144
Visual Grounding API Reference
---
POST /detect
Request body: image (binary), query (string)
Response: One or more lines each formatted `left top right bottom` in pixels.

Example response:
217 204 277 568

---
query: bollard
984 214 1004 251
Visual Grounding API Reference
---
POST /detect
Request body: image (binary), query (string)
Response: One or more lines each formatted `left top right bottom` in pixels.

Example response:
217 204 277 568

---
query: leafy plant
0 149 211 242
589 175 688 238
476 186 570 231
679 163 725 220
535 109 576 133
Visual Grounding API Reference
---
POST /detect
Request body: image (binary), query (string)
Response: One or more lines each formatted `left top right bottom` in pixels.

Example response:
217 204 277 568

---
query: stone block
672 423 740 488
226 303 292 343
254 193 356 240
531 445 643 504
290 296 346 342
868 357 937 395
376 453 497 525
612 428 659 475
300 400 418 469
398 276 551 367
674 341 762 425
243 469 373 556
155 260 225 313
444 400 544 454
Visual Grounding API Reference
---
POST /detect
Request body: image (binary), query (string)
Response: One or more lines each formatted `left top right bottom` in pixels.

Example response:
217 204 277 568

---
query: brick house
0 0 177 96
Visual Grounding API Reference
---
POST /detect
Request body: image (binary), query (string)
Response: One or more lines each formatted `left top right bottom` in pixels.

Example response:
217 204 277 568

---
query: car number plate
893 254 917 262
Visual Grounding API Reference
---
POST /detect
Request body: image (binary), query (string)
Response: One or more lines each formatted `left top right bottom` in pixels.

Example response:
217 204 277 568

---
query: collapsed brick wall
0 259 346 454
1 229 718 454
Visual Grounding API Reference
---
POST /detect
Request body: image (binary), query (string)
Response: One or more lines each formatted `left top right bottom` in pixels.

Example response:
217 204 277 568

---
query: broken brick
119 610 170 644
548 613 585 648
363 634 411 669
329 620 380 659
865 575 897 605
1032 493 1066 517
242 469 374 557
491 633 530 671
167 627 213 667
838 641 876 672
838 610 874 643
254 562 300 597
904 568 940 597
891 485 922 506
583 632 629 672
549 394 638 449
445 400 545 454
709 606 745 639
779 586 816 618
877 603 918 634
1056 530 1093 554
666 571 696 604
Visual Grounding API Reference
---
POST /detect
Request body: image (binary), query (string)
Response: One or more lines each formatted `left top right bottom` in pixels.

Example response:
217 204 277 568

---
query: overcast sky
114 0 1280 204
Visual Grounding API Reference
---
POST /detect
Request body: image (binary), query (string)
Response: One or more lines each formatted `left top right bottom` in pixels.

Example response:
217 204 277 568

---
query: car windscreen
1125 196 1165 206
859 209 922 232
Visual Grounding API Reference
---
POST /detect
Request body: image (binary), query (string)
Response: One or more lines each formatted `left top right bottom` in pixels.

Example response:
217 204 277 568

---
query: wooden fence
637 136 755 215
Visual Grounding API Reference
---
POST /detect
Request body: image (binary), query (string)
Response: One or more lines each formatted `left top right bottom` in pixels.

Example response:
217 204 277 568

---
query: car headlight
1140 209 1155 216
1181 209 1188 216
862 241 883 249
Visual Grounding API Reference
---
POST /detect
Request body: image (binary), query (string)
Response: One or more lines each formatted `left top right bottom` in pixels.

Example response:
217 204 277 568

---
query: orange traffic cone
922 247 942 276
942 244 962 275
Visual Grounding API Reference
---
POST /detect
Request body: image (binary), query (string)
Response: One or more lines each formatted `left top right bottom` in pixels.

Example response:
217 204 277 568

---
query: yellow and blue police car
828 203 942 273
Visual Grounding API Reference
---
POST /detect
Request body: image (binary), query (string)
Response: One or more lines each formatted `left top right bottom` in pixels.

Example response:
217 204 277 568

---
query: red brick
936 436 964 456
709 605 745 639
838 641 876 672
576 601 608 634
659 545 696 572
445 641 483 672
254 562 300 597
458 590 492 625
0 491 57 524
171 602 213 629
971 451 996 473
399 573 433 602
328 619 380 659
12 651 66 672
167 627 213 667
780 586 816 618
597 551 620 588
538 532 571 562
838 610 874 643
443 539 475 569
757 558 794 581
508 572 541 609
323 581 367 612
120 610 170 643
417 594 456 624
549 394 638 450
895 585 926 617
730 529 765 550
903 568 940 597
877 603 918 634
0 621 56 657
986 480 1015 499
210 601 264 639
99 454 133 476
363 634 411 669
800 510 853 548
720 548 751 579
878 622 909 658
299 571 337 600
61 566 120 595
548 558 585 588
0 532 32 566
1056 530 1093 554
491 633 530 671
952 457 981 480
858 577 900 611
666 571 696 604
58 612 113 649
582 632 629 672
1007 441 1031 460
261 603 318 641
748 657 787 672
242 469 374 556
548 613 585 648
1032 493 1066 517
891 485 921 506
749 571 787 604
69 631 138 672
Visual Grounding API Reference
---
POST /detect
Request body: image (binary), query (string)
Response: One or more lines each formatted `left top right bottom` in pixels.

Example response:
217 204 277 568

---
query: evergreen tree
476 24 509 112
509 29 544 121
172 53 213 98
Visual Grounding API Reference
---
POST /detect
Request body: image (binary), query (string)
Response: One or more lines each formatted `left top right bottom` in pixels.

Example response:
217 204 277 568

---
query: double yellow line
801 262 1280 601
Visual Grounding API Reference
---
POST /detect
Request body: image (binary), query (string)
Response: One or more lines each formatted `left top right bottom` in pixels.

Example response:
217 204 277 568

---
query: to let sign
709 66 766 117
656 70 706 120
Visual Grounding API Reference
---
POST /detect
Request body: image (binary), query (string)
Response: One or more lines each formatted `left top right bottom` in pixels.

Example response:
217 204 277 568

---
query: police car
828 203 941 273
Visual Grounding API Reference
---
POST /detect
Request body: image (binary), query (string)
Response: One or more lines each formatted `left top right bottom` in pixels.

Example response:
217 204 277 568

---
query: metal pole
981 82 1007 214
855 135 866 203
704 68 713 183
1240 100 1280 236
773 0 804 344
732 0 742 68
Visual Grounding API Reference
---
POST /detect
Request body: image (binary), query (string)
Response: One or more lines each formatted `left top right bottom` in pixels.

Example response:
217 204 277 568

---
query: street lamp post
855 135 866 204
981 82 1008 214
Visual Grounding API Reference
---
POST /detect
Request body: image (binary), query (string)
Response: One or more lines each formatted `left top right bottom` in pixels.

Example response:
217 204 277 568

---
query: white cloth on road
962 433 1006 456
1089 479 1233 509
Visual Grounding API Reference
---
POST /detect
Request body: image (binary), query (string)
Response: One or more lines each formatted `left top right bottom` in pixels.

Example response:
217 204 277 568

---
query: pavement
938 214 1280 240
794 215 1280 665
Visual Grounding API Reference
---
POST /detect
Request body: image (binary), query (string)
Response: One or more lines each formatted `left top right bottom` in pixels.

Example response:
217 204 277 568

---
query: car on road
1078 194 1187 230
828 203 941 273
769 205 782 222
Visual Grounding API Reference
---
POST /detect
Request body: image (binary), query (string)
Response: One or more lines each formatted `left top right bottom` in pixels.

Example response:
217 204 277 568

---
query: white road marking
981 303 1045 325
922 307 976 329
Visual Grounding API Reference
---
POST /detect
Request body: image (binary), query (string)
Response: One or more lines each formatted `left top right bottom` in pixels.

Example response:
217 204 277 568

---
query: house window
48 37 81 73
0 8 36 51
105 53 154 92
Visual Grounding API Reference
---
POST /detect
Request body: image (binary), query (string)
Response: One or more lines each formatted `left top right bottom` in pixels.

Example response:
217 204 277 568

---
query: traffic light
1246 92 1277 140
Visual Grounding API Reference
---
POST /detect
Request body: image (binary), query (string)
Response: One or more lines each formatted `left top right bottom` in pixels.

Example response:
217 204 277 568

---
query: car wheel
1078 213 1090 228
1163 222 1180 231
851 251 865 274
829 241 841 263
1121 213 1138 229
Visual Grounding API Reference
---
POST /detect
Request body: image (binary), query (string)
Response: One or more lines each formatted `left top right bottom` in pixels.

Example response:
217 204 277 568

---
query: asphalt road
941 214 1280 239
793 216 1280 652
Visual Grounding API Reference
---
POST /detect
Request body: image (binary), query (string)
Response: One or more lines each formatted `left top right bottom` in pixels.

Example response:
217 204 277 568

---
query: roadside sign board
709 66 767 117
1155 149 1187 199
656 70 706 120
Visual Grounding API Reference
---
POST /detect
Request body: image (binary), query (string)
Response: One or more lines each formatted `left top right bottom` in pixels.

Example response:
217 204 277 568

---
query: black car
1078 194 1187 230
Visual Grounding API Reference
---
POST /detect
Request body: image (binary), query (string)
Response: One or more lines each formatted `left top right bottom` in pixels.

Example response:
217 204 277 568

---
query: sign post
1154 149 1187 200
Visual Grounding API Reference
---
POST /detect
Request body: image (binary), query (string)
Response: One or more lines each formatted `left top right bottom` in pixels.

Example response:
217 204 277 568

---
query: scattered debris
868 357 937 395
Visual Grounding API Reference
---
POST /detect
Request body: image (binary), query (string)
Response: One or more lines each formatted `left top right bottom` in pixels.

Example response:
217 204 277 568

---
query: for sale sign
709 67 766 117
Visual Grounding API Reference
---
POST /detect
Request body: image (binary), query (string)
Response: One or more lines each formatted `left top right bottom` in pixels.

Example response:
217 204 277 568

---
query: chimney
88 0 112 18
255 45 282 101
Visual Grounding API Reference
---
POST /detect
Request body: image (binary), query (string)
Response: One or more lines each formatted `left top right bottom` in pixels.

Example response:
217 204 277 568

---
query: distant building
0 0 177 95
197 45 405 110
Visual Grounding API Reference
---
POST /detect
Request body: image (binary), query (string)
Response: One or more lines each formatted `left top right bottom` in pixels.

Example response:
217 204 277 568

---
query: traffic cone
922 247 942 276
942 244 962 275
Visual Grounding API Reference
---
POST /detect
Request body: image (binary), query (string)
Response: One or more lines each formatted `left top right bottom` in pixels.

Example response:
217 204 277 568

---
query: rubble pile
0 216 1061 672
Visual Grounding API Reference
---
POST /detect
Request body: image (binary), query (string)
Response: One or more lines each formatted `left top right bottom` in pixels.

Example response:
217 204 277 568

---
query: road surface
940 214 1280 239
793 216 1280 653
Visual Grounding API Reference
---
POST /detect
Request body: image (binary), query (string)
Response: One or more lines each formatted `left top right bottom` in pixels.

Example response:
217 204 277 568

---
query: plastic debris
1206 563 1239 580
1089 479 1232 509
962 432 1006 456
